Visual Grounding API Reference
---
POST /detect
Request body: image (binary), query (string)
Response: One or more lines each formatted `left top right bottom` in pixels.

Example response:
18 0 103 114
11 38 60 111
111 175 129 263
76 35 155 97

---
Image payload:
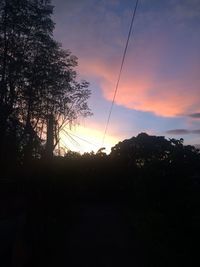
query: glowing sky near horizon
52 0 200 153
59 125 119 154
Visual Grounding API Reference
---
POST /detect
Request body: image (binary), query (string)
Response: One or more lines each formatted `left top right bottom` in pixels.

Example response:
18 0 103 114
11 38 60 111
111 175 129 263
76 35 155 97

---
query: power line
59 139 69 151
101 0 139 147
62 127 99 148
62 129 81 148
68 132 99 148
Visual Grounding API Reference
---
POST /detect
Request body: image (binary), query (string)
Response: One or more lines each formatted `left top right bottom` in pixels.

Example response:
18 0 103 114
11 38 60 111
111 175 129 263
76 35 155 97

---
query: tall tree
0 0 92 161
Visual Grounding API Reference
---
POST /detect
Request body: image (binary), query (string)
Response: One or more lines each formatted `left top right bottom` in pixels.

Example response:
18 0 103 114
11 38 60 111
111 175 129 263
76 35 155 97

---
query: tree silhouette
110 133 200 170
0 0 91 161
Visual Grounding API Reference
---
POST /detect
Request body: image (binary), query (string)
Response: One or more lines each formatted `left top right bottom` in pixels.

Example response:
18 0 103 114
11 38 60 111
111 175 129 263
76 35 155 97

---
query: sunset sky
52 0 200 153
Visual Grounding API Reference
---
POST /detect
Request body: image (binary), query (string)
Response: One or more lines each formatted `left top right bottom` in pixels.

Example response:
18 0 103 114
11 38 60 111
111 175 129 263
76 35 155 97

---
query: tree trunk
45 114 54 159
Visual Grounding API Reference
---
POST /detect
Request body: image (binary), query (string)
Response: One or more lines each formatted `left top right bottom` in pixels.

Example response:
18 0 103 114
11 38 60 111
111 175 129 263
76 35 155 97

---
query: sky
52 0 200 154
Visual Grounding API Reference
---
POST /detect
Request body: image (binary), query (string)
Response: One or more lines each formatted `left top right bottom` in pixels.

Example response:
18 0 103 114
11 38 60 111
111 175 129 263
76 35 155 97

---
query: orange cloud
78 36 200 118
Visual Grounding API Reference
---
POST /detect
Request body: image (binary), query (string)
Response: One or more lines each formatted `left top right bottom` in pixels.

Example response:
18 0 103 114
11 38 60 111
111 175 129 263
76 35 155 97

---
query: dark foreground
0 159 199 267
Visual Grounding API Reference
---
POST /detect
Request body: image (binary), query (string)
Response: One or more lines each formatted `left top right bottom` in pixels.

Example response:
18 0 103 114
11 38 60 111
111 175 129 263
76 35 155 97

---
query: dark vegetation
1 133 200 267
0 0 199 266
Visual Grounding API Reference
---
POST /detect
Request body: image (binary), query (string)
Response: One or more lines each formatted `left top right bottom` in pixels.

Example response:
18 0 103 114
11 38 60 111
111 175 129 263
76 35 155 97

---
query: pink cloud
78 35 200 118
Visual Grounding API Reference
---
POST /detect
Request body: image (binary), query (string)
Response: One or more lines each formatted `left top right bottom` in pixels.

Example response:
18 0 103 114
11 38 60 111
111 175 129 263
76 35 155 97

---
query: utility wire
67 132 99 148
62 129 81 148
62 127 99 148
59 139 69 151
101 0 139 147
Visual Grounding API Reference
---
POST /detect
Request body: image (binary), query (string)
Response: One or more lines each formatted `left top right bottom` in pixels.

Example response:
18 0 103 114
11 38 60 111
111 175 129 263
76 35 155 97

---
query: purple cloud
166 129 190 135
166 129 200 135
189 113 200 119
192 130 200 134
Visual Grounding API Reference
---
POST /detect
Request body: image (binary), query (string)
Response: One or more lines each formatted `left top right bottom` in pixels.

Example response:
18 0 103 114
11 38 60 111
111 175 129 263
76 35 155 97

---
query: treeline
1 133 199 266
10 132 200 202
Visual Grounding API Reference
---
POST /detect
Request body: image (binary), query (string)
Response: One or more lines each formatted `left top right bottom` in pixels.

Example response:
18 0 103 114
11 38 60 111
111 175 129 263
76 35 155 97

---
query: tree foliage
0 0 92 161
110 133 200 170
